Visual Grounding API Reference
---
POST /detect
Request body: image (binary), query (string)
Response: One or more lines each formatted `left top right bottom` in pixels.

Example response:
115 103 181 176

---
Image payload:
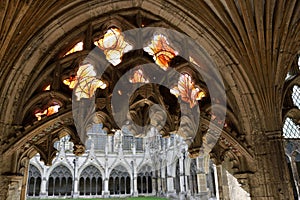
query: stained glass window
170 73 205 108
64 41 83 56
283 117 300 138
144 34 178 70
95 28 132 66
43 85 51 91
63 76 76 89
129 69 149 83
74 63 107 100
35 103 60 121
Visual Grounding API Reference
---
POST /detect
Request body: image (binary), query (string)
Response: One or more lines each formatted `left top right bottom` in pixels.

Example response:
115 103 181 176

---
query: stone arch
0 1 258 145
27 164 42 197
78 165 103 196
137 164 153 194
47 164 73 196
77 163 104 181
108 165 131 195
0 2 299 200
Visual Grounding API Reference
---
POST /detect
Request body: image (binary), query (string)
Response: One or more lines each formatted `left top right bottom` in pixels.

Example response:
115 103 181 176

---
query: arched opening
109 165 130 196
27 165 42 197
48 165 73 197
138 165 153 195
79 165 102 196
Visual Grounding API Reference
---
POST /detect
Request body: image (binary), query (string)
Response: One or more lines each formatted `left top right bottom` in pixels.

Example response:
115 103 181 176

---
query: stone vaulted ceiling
0 0 299 199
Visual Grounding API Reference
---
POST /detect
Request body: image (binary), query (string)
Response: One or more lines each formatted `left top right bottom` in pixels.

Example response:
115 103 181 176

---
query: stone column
0 175 24 200
216 165 230 200
103 158 110 197
195 155 210 199
39 177 47 197
73 177 79 197
197 173 209 200
133 172 138 196
249 133 294 200
166 176 175 196
179 157 185 193
152 176 156 195
102 178 109 197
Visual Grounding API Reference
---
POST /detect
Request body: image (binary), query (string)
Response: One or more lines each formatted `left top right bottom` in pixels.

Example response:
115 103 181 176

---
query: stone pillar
131 171 138 196
166 176 175 196
197 173 209 200
0 175 23 200
249 133 294 200
73 177 79 197
179 157 185 193
152 176 156 195
213 164 220 200
194 155 210 199
39 177 47 197
102 178 109 197
216 165 230 200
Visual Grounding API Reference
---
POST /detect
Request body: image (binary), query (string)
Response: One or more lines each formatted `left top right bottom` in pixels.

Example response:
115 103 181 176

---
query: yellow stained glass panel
95 28 132 66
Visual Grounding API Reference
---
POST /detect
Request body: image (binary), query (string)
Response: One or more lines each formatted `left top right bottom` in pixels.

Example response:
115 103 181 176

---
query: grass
28 197 167 200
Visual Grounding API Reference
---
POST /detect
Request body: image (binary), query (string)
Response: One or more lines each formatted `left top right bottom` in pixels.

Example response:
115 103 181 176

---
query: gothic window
136 137 143 151
64 41 83 56
27 164 42 197
34 102 61 121
47 165 72 196
123 135 133 150
79 165 102 196
144 34 178 70
63 75 76 89
95 28 133 66
72 63 107 100
137 165 153 194
108 165 130 195
43 84 51 91
170 73 205 108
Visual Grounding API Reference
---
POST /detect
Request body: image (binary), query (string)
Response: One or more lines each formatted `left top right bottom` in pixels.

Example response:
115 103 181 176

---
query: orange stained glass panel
170 74 205 108
144 34 178 70
35 104 61 121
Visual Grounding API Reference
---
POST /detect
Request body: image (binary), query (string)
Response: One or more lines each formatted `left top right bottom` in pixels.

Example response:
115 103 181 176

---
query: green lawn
28 197 167 200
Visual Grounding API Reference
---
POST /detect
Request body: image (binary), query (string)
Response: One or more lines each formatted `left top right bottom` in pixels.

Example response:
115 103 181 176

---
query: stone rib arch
109 163 132 179
0 1 299 199
78 163 105 180
0 1 257 141
46 163 73 180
